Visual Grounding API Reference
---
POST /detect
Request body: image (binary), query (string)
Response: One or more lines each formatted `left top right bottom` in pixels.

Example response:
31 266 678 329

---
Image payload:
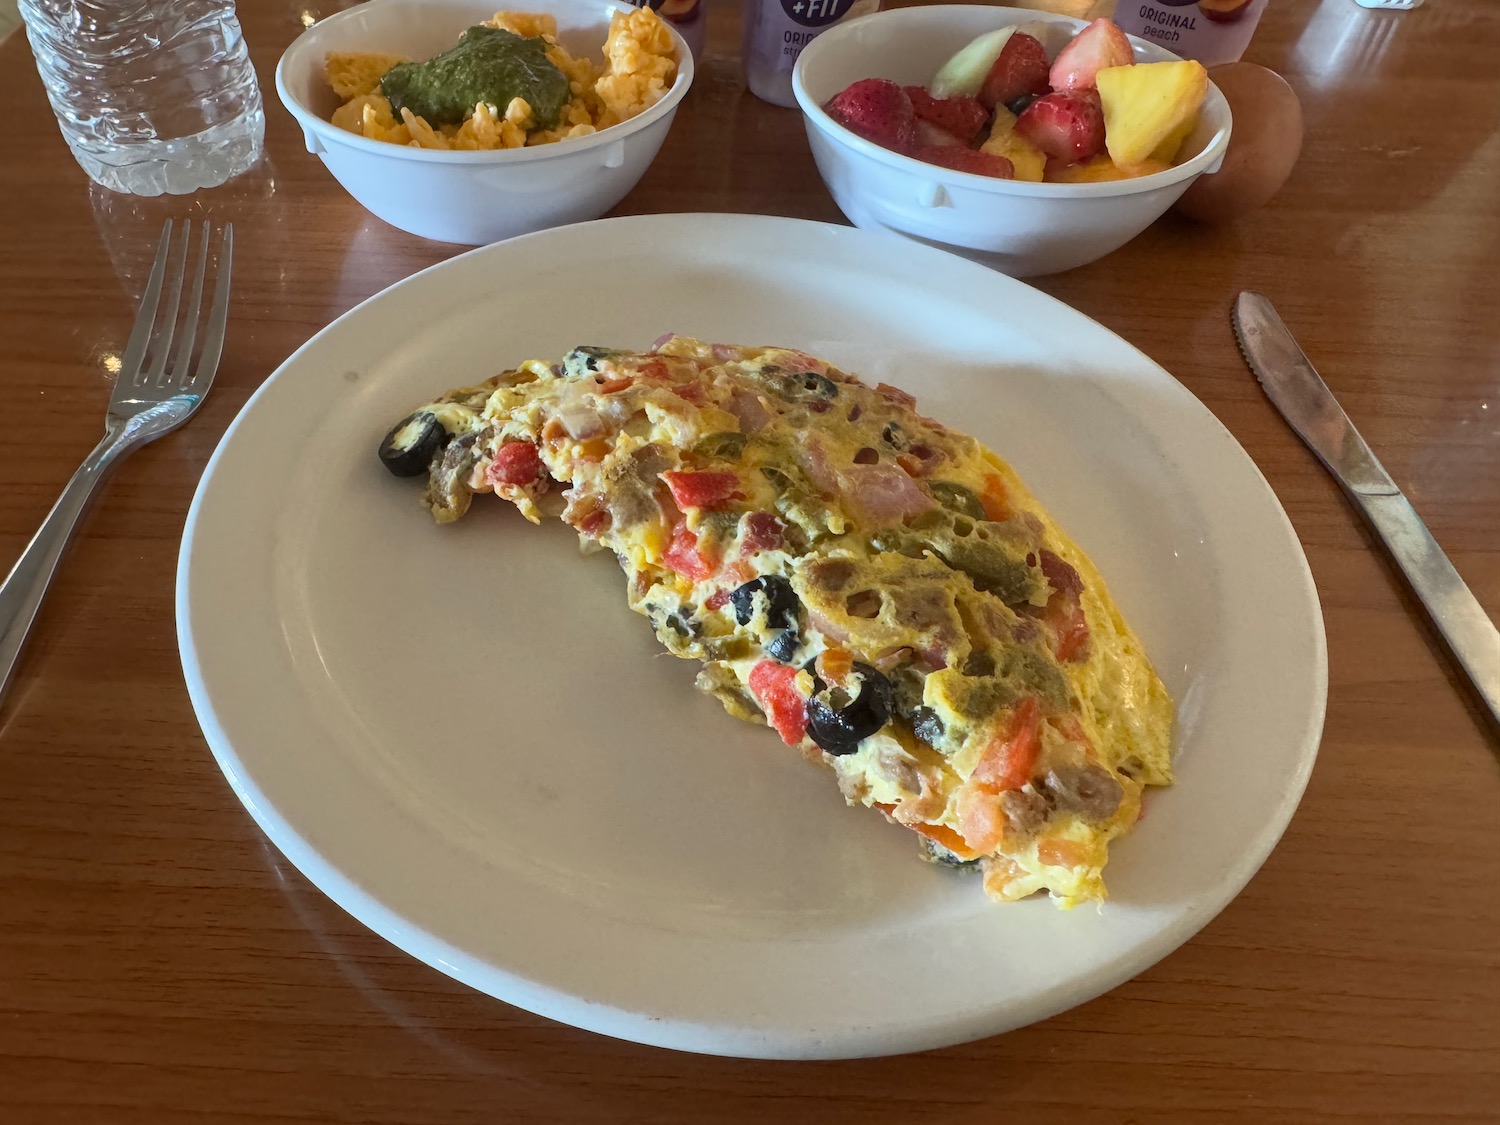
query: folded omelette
379 337 1173 907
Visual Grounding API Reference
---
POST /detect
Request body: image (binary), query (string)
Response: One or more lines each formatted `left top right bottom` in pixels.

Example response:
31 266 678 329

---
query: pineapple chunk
981 106 1047 183
1049 155 1170 183
1149 112 1197 165
1095 61 1208 169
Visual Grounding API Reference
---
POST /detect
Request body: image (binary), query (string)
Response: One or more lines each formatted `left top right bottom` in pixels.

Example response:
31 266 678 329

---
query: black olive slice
561 345 622 378
787 370 838 401
730 575 800 631
378 411 448 477
807 662 893 756
909 705 945 747
764 630 800 663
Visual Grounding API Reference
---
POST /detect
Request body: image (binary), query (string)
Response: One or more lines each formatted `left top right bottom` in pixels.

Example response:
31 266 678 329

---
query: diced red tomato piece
487 440 542 486
1053 604 1091 663
980 473 1010 522
705 588 732 611
748 661 808 746
740 512 784 554
956 783 1008 854
875 382 917 408
972 697 1043 791
670 382 705 404
662 521 716 582
662 470 744 511
1037 550 1090 662
598 376 634 394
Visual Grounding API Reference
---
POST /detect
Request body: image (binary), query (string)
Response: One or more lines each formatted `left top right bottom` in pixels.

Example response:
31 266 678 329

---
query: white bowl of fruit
792 5 1231 277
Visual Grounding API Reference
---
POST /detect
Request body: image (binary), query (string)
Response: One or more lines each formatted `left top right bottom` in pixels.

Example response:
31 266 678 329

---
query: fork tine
188 224 234 393
116 219 174 385
164 222 212 391
143 221 192 388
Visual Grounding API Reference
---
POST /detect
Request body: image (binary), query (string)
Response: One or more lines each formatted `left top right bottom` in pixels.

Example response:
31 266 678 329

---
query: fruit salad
822 18 1209 183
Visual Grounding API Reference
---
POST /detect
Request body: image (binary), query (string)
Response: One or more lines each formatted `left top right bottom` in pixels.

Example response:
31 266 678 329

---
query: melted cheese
390 337 1174 908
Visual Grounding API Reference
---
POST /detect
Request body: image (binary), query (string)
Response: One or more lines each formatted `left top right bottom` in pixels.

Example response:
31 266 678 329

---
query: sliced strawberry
1049 17 1134 92
913 118 969 148
910 145 1015 179
978 32 1050 111
904 86 988 145
1015 90 1105 166
823 78 916 152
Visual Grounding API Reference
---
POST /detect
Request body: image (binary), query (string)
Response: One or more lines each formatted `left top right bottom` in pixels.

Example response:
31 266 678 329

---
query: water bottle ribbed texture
20 0 265 195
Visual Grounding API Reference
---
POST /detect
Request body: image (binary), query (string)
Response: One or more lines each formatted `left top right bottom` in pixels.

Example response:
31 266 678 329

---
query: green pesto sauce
380 26 570 130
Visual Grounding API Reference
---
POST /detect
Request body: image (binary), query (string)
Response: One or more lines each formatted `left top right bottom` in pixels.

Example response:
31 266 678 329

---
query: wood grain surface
1 1 1497 1121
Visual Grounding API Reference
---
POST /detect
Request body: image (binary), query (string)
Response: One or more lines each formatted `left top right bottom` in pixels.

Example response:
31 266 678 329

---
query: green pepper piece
927 480 988 521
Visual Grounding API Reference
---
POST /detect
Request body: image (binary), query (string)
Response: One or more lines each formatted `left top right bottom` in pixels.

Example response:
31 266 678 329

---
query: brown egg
1174 62 1303 224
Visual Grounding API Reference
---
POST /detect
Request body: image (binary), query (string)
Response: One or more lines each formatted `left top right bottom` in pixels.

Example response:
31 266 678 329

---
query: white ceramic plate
178 214 1325 1059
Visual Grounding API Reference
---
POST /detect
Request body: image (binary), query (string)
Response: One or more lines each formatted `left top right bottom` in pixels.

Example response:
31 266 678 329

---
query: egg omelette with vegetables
379 337 1173 908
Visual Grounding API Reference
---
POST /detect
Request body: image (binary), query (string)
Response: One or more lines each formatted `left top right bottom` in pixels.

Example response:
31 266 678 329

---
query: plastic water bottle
19 0 265 196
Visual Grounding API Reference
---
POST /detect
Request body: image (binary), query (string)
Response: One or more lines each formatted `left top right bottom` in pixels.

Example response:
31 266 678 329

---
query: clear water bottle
19 0 265 196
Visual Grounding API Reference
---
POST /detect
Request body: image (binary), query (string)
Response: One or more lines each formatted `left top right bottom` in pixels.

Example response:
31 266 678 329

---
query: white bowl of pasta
275 0 694 244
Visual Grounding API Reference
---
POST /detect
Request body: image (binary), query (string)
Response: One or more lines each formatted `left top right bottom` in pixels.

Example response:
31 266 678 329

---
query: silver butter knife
1233 290 1500 728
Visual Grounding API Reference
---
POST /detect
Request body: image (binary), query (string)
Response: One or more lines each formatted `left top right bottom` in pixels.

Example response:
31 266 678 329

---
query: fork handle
0 430 134 708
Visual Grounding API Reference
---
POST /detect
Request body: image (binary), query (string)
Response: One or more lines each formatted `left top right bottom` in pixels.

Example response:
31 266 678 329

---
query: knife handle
1350 488 1500 728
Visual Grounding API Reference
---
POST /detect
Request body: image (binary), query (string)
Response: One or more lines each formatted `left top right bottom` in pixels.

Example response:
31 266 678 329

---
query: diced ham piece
796 435 841 495
727 390 772 434
577 509 611 537
740 512 784 554
836 463 936 523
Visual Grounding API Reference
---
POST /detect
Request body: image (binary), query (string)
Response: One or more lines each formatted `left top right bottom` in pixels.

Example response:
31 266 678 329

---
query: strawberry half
978 32 1050 111
1015 90 1105 166
913 118 969 148
824 78 917 152
1049 18 1134 92
904 86 989 145
910 145 1016 179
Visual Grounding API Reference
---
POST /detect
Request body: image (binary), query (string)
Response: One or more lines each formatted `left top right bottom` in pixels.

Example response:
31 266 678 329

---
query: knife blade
1233 290 1500 730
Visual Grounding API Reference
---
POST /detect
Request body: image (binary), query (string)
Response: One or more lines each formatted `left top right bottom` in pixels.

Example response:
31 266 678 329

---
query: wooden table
3 1 1497 1120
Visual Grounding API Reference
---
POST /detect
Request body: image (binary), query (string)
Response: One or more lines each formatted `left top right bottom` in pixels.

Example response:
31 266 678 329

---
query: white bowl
275 0 694 245
792 5 1231 277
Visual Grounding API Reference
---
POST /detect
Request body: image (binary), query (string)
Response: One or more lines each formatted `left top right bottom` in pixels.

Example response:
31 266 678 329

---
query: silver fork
0 219 233 707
